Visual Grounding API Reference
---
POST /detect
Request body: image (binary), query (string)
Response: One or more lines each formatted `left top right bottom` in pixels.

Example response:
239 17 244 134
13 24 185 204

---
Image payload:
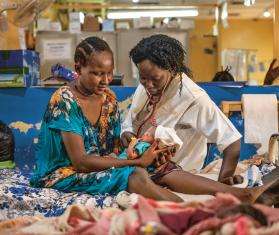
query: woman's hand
154 145 176 168
121 131 137 148
138 141 168 168
264 59 279 85
219 175 244 185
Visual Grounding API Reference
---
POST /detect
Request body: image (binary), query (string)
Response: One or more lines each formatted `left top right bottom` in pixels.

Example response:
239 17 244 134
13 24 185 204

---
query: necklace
74 84 93 97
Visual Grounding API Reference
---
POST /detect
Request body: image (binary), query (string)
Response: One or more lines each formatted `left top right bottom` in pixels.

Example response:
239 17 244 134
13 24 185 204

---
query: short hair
212 66 235 82
130 34 192 78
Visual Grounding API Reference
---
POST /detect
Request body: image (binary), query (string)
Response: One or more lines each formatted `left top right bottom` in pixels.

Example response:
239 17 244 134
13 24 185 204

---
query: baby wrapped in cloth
118 125 183 181
118 125 214 202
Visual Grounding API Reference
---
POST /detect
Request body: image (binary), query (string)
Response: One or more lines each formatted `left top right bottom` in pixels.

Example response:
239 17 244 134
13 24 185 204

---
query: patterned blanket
0 169 117 221
0 157 277 221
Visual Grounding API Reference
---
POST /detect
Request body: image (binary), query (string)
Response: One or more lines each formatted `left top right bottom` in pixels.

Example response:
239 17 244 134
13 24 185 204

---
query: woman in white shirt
121 34 243 187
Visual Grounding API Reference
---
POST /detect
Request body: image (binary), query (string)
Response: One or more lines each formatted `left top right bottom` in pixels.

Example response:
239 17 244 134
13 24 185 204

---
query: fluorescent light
263 10 271 18
244 0 256 7
107 9 199 19
132 0 139 3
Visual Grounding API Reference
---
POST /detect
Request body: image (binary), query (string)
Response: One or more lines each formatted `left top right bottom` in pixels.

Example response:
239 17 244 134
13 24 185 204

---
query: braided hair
74 36 112 67
130 34 192 93
212 66 235 82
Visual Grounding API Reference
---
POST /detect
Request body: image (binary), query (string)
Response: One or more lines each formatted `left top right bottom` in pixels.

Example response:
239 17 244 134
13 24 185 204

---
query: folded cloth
0 160 15 169
242 94 278 154
199 158 267 188
155 125 183 150
246 165 263 187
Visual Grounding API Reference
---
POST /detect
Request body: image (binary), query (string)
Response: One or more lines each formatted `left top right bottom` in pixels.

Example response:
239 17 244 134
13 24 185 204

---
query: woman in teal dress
30 85 134 195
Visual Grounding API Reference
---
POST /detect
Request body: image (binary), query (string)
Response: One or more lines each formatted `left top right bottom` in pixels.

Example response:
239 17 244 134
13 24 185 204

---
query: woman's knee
128 167 149 191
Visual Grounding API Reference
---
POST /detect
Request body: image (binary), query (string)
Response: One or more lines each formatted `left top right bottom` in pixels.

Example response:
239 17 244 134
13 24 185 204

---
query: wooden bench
220 101 279 117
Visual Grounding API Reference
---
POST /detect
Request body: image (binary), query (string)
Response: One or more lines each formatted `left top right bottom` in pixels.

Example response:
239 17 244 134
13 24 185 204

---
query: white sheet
242 94 278 154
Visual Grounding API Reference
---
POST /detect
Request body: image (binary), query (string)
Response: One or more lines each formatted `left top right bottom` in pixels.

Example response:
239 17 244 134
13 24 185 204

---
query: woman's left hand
219 175 244 185
154 146 174 168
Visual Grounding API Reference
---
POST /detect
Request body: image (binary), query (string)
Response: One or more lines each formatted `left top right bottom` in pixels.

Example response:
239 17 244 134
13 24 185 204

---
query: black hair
217 204 268 226
74 36 112 67
129 34 192 93
212 66 235 82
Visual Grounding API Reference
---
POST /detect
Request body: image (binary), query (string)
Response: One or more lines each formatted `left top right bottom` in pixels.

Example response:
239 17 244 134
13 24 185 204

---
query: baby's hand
127 137 139 160
127 150 139 160
121 131 136 148
169 146 177 156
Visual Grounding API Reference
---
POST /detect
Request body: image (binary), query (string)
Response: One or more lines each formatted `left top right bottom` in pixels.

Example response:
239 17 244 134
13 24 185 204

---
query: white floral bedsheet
0 169 117 221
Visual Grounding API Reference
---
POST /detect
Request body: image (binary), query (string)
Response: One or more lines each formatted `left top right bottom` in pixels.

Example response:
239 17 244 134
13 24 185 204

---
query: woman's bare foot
256 191 279 206
236 178 279 203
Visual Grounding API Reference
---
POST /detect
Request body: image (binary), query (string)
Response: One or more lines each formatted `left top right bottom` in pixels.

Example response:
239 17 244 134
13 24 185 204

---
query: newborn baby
118 125 183 171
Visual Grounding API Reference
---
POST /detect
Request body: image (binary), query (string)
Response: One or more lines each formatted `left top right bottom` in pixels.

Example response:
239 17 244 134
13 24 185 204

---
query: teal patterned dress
30 86 135 195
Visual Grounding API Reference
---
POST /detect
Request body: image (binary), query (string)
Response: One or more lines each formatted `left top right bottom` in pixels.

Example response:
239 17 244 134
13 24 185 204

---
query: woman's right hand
138 141 168 168
121 131 137 148
264 59 279 85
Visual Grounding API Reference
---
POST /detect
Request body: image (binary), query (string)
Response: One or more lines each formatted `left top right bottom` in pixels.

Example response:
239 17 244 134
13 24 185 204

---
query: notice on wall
43 39 72 60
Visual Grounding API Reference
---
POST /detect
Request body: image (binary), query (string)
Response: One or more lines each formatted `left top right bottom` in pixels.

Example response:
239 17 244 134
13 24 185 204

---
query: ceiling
106 0 274 19
227 0 274 19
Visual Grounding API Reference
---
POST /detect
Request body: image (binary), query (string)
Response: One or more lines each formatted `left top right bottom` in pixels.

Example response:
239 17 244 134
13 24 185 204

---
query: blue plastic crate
0 50 40 87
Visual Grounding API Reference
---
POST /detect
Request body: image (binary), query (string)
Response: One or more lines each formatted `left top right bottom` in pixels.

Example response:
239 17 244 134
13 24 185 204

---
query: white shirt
121 74 242 172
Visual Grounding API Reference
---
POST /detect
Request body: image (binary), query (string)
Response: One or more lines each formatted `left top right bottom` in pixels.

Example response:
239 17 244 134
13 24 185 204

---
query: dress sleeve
121 106 134 135
180 94 242 153
45 87 83 136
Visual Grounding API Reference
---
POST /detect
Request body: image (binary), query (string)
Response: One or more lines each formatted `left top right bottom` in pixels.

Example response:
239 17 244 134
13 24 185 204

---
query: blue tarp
0 83 278 171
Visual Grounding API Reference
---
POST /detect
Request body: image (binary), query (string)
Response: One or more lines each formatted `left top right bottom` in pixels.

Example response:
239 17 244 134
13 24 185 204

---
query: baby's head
140 125 183 152
140 126 156 143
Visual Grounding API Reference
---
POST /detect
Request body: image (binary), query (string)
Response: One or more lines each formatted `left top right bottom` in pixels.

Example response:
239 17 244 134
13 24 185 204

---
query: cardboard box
60 0 104 2
69 21 81 33
69 12 81 33
133 17 153 29
37 18 50 31
49 21 62 31
116 22 130 30
69 12 80 22
82 15 100 32
102 19 115 32
0 50 40 87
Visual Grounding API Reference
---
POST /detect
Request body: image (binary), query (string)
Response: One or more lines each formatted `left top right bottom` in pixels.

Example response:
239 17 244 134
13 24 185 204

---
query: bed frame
220 100 279 117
